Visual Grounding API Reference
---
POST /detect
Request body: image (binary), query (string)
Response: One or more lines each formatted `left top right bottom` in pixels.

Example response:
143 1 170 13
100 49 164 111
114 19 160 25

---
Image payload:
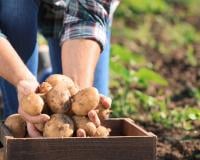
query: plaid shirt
1 0 119 50
39 0 119 50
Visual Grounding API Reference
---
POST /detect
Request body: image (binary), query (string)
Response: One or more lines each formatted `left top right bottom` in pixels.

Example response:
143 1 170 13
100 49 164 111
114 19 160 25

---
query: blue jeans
0 0 110 118
0 0 39 118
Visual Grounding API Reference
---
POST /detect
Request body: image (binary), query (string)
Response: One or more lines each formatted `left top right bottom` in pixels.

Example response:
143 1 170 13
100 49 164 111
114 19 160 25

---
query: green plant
152 107 200 130
117 0 170 15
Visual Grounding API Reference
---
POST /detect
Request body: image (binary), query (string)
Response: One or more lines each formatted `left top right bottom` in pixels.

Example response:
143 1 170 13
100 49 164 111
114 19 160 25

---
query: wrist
16 78 39 94
15 73 37 87
61 39 100 90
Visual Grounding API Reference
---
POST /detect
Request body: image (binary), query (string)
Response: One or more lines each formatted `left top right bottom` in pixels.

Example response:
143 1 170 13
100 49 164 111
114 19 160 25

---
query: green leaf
134 68 168 86
111 44 146 65
111 44 134 62
110 61 131 82
123 0 169 14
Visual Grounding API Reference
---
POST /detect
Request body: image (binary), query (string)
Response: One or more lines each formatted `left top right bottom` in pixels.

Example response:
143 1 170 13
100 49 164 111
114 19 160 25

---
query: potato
43 114 74 137
73 116 97 137
95 126 111 137
46 82 71 113
5 114 26 138
71 87 100 116
38 82 52 94
34 123 45 132
97 105 112 120
45 74 78 95
45 74 73 87
21 93 44 116
69 84 79 96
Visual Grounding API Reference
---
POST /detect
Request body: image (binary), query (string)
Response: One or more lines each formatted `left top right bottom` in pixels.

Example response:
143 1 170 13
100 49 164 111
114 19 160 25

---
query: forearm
0 37 35 86
61 39 100 89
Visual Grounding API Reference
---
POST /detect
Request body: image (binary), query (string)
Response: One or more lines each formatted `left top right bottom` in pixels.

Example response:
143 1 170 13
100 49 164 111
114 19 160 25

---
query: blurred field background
0 0 200 159
110 0 200 159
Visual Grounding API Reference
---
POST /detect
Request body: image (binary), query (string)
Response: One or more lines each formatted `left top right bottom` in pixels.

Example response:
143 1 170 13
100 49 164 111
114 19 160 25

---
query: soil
137 120 200 160
140 48 200 159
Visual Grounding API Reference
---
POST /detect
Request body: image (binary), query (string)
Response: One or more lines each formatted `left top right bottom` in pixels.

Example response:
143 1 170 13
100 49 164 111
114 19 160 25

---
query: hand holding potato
17 79 50 137
9 74 112 138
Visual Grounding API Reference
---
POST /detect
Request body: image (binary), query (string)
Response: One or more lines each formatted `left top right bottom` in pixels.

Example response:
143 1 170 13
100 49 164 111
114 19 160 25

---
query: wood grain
0 119 156 160
6 137 155 160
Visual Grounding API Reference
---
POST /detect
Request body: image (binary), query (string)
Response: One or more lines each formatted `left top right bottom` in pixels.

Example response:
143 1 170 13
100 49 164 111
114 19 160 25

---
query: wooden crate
0 118 156 160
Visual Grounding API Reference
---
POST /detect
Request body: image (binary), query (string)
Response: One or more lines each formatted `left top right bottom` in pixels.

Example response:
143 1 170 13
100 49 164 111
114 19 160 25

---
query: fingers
76 129 86 137
17 80 39 97
99 95 112 109
18 107 50 124
88 110 101 127
27 122 42 138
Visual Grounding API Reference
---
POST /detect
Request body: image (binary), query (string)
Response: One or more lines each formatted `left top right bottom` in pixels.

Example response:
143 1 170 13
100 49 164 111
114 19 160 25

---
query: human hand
17 79 50 137
77 94 112 137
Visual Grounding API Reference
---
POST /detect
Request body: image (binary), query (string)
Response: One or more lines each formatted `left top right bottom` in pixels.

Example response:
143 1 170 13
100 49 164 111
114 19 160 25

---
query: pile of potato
5 74 111 138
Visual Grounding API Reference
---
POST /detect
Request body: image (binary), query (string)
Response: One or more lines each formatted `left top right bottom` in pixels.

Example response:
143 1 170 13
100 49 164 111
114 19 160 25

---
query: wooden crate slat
0 123 13 147
122 118 153 136
7 137 155 160
102 118 123 136
0 118 156 160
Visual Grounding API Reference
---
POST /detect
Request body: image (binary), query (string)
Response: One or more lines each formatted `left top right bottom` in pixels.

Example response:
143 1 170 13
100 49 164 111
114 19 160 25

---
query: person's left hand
17 79 50 137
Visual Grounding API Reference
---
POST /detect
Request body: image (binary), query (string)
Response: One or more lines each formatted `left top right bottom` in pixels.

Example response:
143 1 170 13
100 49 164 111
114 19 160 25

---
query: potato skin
43 114 74 137
73 116 97 136
21 93 44 116
34 123 45 132
95 126 111 137
69 84 79 96
5 114 26 138
38 82 52 94
45 74 73 87
45 74 78 96
46 82 71 113
97 105 111 120
72 87 100 116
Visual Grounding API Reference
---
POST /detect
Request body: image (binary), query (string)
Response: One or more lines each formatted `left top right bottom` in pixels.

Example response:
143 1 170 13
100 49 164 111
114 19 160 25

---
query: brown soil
137 120 200 160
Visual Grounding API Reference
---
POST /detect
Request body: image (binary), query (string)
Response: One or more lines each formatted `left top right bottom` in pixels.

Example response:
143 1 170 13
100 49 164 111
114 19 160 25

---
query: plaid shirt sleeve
61 0 112 51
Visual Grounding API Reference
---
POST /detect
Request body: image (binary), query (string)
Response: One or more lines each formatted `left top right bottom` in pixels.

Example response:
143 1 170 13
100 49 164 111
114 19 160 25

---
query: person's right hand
17 79 50 137
77 94 112 137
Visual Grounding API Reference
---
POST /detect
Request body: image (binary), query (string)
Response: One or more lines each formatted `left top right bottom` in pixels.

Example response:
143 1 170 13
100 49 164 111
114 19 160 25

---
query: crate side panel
6 137 155 160
103 119 123 136
122 119 150 136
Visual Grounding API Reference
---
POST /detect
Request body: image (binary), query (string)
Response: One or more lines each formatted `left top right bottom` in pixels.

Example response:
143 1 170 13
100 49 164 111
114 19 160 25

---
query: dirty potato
5 114 26 138
73 116 97 137
46 82 71 113
43 114 74 137
21 93 44 116
38 82 52 94
71 87 100 116
45 74 78 95
95 126 111 137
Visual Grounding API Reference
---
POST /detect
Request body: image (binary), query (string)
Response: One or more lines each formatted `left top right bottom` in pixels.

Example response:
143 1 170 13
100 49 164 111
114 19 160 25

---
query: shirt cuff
60 21 107 51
